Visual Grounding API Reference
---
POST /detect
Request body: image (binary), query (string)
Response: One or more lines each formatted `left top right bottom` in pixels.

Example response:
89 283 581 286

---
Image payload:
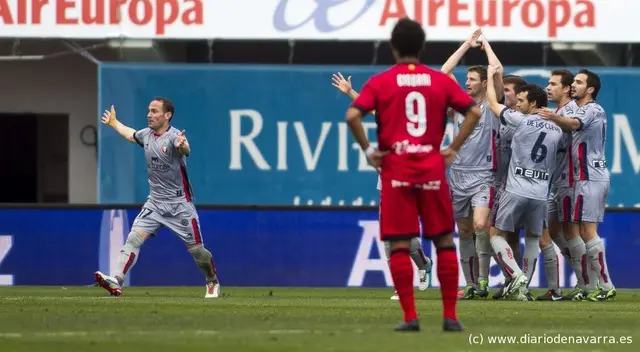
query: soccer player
94 99 220 298
490 74 527 300
485 65 563 300
440 31 502 299
346 18 482 331
539 69 616 301
331 72 433 300
536 69 578 301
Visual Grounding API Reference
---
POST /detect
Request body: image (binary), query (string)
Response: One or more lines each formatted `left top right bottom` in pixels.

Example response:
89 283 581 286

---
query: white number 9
405 91 427 137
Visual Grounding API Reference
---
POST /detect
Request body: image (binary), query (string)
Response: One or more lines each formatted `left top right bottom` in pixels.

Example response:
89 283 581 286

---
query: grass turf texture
0 287 638 351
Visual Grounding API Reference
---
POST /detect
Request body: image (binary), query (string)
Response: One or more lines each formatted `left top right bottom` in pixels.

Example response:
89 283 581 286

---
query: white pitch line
0 329 357 339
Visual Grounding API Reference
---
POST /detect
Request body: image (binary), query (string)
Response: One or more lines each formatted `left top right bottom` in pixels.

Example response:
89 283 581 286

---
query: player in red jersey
346 18 482 332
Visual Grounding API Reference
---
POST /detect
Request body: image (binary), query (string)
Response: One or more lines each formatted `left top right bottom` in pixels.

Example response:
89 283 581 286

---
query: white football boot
94 271 122 296
205 281 220 298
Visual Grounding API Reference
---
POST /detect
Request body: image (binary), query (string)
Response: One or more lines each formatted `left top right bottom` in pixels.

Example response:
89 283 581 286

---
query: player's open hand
175 130 187 148
367 150 388 169
466 28 482 48
441 147 457 166
538 108 559 120
101 105 118 127
332 72 353 95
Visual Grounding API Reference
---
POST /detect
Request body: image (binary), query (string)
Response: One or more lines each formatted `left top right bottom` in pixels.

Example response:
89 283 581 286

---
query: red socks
389 248 417 322
437 247 459 321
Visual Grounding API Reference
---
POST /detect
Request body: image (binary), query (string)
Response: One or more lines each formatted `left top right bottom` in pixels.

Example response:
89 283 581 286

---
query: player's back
137 126 194 203
373 64 457 181
572 101 609 182
505 113 563 201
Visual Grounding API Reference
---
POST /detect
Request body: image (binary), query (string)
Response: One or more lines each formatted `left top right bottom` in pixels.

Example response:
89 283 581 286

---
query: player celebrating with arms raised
95 98 220 298
539 70 616 301
440 30 502 299
346 18 482 331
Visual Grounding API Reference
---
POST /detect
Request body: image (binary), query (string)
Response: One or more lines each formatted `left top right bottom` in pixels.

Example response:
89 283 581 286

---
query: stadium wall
98 64 640 207
0 56 98 204
0 207 637 288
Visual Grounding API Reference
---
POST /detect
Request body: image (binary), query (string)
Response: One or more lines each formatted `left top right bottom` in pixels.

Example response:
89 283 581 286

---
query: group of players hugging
95 17 615 333
338 22 615 332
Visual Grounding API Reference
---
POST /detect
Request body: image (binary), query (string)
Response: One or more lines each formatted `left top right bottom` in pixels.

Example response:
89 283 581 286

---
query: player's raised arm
539 108 581 132
486 65 507 117
441 29 482 81
101 105 137 143
482 36 504 101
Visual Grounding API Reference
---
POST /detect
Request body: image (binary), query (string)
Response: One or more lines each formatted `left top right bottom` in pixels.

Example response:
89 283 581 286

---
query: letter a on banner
99 210 130 287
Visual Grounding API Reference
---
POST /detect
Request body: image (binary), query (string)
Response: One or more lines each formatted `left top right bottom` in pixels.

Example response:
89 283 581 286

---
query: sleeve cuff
457 102 475 116
133 131 143 147
499 107 509 125
351 103 371 117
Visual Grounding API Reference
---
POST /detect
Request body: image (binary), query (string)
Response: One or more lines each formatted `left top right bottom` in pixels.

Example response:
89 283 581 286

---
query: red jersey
352 63 475 182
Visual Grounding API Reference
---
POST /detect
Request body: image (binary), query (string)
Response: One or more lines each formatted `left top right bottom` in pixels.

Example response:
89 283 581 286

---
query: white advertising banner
0 0 637 42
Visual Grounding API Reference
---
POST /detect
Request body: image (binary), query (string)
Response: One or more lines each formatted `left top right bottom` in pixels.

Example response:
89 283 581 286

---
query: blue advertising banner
98 64 640 206
0 208 638 288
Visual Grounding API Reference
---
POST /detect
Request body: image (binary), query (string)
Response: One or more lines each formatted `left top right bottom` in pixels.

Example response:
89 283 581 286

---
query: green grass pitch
0 286 638 351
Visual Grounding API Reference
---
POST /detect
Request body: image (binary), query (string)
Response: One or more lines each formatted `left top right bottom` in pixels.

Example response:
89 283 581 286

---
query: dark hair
578 69 601 99
390 18 426 58
153 97 175 117
503 75 527 91
467 65 488 81
551 69 574 88
519 84 548 108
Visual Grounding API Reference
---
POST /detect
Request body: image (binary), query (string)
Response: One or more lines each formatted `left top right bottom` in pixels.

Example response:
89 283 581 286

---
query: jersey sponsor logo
391 140 434 155
591 160 607 168
514 166 550 181
148 157 170 172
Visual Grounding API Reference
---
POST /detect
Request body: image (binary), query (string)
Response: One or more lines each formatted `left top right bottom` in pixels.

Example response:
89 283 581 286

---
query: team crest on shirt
161 143 168 153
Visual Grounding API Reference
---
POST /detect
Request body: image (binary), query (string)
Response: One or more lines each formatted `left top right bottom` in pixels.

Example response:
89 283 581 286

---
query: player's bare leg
489 227 527 300
456 217 477 299
433 232 464 332
389 239 420 332
581 222 616 301
562 223 588 300
95 229 150 296
473 207 491 298
537 222 562 301
187 243 220 298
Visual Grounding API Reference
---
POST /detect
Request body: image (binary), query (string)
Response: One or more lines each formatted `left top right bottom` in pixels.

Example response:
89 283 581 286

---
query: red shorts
379 173 455 241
